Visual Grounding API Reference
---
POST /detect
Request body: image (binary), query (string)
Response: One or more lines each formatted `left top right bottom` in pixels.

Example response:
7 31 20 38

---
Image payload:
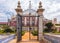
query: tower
15 0 22 15
37 1 45 16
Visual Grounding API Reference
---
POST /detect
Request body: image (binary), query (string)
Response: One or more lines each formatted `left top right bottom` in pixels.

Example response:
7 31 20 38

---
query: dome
23 9 38 16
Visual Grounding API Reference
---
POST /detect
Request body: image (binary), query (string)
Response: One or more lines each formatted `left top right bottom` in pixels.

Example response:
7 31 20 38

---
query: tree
45 22 53 29
3 28 14 33
2 25 14 33
45 22 53 32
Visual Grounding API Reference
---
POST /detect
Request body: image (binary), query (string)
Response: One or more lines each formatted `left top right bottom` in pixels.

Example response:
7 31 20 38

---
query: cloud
0 0 17 22
41 0 60 20
0 0 60 22
0 13 8 22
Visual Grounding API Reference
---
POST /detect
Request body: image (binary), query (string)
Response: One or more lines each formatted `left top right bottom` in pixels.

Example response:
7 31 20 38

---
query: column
25 17 27 26
38 16 43 40
35 17 37 26
17 14 22 42
30 17 32 26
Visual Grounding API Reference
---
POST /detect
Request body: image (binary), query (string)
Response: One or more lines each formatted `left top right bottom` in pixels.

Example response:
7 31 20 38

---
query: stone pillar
30 17 32 25
25 17 27 26
38 16 43 40
15 0 23 42
37 1 45 41
16 14 22 42
35 17 37 25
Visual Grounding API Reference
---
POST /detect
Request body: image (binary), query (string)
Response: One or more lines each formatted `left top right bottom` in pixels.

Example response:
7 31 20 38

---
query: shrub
52 29 57 33
21 31 25 36
45 22 53 29
52 29 60 33
31 30 38 36
3 28 14 33
0 29 3 34
43 28 53 33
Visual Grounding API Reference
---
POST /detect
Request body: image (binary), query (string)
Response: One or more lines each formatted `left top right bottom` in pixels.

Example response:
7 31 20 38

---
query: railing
44 34 59 43
0 34 15 43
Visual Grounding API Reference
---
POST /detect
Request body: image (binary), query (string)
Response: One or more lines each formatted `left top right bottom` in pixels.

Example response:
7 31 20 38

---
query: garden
0 25 15 34
43 22 60 34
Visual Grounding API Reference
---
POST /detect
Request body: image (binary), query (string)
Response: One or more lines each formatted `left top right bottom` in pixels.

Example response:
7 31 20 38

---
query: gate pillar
37 1 45 41
38 16 43 41
15 0 23 42
17 14 22 42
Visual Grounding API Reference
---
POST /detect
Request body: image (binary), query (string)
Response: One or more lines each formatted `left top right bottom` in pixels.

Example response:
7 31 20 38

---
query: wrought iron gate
17 14 39 42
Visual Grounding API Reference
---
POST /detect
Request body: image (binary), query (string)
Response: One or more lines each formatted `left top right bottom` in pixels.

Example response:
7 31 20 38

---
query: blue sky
0 0 60 22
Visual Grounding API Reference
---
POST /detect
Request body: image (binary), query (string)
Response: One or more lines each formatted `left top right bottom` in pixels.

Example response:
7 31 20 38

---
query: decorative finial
15 0 22 13
29 1 31 9
39 1 42 8
37 1 45 14
17 0 21 8
29 1 31 15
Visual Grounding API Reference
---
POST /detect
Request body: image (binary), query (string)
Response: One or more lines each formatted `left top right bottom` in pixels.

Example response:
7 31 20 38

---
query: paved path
0 35 10 39
0 34 15 43
22 32 37 41
9 32 46 43
44 33 60 43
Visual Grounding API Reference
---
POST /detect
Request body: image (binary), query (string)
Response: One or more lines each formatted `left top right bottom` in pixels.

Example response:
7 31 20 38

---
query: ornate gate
16 13 39 42
15 0 44 42
22 15 39 40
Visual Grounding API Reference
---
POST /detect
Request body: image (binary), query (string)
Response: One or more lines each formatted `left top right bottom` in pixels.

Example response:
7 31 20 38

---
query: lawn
44 32 60 35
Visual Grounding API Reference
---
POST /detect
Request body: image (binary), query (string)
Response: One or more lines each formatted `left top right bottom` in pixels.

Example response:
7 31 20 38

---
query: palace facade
8 1 45 31
8 0 60 32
